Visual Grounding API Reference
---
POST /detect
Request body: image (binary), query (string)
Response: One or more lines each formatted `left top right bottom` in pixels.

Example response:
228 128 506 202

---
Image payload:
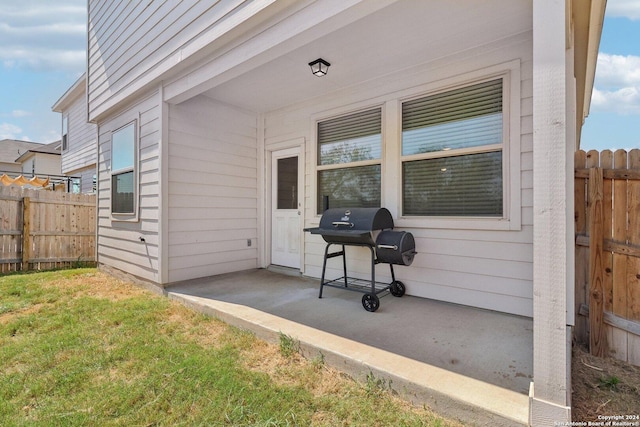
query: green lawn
0 269 459 426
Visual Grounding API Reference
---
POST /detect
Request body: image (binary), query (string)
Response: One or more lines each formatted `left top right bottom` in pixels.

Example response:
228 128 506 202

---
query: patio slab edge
167 291 529 427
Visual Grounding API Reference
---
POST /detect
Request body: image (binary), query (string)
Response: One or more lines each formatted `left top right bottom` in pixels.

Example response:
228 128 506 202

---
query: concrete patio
165 268 532 425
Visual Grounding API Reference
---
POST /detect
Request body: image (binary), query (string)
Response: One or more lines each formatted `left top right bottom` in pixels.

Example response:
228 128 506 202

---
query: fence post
589 167 606 356
22 197 30 271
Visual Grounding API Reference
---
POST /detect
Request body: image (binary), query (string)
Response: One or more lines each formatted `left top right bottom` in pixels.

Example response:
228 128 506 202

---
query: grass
0 268 460 426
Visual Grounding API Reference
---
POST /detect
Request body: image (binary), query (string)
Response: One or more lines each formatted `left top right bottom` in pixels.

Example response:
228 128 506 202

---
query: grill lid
305 207 394 245
318 207 394 232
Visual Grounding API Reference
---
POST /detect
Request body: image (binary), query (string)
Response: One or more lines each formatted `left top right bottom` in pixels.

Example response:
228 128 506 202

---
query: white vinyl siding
87 0 268 121
265 36 533 317
60 85 98 191
97 91 161 282
167 95 258 282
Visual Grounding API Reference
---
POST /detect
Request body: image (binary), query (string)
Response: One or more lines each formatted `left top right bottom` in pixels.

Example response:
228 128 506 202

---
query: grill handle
377 244 398 250
332 221 354 227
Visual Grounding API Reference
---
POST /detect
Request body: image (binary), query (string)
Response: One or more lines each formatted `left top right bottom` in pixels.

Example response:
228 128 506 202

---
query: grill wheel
390 281 406 297
362 293 380 312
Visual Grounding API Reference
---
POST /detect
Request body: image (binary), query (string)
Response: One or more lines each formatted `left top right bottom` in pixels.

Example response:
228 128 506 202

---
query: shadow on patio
166 268 532 425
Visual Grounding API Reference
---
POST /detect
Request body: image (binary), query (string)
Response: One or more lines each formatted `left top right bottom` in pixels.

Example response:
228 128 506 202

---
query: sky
0 0 639 152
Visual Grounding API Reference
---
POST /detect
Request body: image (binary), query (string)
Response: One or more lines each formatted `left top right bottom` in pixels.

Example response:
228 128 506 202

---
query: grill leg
389 263 396 283
369 245 376 295
319 243 331 298
342 245 348 288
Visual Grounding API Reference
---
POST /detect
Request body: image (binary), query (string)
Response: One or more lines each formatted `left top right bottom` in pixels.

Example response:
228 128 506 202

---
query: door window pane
277 157 298 209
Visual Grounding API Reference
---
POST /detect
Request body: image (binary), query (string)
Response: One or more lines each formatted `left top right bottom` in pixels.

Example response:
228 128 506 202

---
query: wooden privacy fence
0 186 96 273
575 149 640 366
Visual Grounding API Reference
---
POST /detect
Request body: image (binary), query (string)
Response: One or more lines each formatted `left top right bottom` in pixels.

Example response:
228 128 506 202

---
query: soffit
201 0 532 113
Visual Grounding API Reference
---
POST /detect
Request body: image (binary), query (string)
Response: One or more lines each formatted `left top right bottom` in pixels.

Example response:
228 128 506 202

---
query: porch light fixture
309 58 330 77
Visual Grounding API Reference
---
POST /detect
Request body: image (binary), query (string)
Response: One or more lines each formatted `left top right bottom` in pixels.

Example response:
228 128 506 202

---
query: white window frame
400 78 505 217
396 63 521 231
314 105 384 214
62 114 69 152
110 120 138 220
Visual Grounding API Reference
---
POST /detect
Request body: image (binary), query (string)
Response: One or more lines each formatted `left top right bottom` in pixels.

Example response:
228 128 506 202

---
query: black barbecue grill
304 207 416 312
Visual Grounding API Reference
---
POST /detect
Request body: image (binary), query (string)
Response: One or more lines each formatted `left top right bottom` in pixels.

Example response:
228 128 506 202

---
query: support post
530 0 572 423
22 197 31 271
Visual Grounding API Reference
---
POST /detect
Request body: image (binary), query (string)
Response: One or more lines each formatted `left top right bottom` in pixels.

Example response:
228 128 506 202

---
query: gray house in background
79 0 606 423
52 74 98 194
0 139 58 175
0 139 61 178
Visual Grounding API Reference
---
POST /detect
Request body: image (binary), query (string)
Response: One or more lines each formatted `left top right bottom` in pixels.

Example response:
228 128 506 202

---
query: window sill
110 213 139 223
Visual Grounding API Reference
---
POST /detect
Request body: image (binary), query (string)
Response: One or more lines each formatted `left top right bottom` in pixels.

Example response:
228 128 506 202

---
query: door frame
267 139 305 272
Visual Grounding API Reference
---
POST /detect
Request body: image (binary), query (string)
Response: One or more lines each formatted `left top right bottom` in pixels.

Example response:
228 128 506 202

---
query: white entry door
271 147 302 269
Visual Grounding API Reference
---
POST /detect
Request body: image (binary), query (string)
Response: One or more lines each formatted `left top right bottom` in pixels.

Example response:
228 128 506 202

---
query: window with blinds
401 79 504 217
317 108 382 213
111 121 136 215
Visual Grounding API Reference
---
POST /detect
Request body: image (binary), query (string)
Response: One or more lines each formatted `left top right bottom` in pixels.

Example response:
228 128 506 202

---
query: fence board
575 149 588 343
0 186 96 273
600 151 615 354
611 150 629 360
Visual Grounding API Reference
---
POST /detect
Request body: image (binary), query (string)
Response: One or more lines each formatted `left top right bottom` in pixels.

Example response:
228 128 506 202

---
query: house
0 139 58 174
52 74 98 194
0 139 64 190
84 0 605 423
14 140 62 178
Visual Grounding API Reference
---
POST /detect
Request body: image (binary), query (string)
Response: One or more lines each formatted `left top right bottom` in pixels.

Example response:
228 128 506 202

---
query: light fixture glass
309 58 330 77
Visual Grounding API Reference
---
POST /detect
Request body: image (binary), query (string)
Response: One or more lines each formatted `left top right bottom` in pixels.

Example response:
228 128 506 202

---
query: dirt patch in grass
572 343 640 421
46 270 147 301
241 339 347 397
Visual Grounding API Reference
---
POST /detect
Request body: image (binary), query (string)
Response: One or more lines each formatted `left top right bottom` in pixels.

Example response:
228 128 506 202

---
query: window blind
318 108 382 165
403 152 503 216
402 79 503 155
318 165 381 211
401 79 504 217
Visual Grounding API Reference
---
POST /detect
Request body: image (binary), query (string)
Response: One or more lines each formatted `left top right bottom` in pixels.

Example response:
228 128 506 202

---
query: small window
62 115 68 151
401 79 504 217
316 108 382 213
111 122 136 214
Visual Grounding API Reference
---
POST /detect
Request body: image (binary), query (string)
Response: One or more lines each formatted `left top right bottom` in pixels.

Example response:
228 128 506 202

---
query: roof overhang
52 73 86 113
572 0 606 146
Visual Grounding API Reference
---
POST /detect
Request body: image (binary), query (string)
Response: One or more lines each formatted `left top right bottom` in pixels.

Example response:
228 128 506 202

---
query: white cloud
0 123 23 139
595 53 640 88
11 110 31 118
606 0 640 20
591 53 640 115
0 1 86 72
591 87 640 115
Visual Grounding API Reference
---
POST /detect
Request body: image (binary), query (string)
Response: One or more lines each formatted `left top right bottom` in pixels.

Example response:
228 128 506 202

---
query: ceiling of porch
202 0 532 113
